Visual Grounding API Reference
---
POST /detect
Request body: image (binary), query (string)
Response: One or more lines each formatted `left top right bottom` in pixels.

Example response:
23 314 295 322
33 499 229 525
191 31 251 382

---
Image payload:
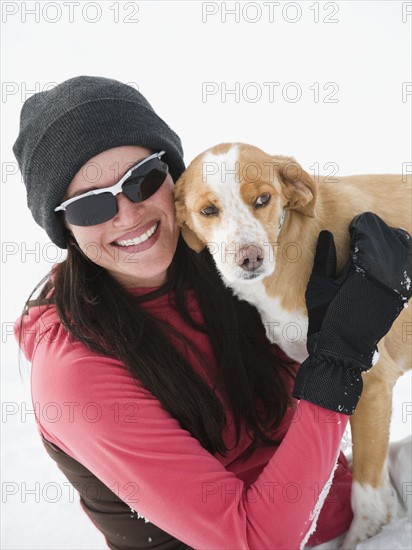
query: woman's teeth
114 222 158 247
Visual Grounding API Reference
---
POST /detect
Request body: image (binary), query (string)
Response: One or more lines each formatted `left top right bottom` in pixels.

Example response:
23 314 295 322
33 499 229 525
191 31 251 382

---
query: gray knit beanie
13 75 186 249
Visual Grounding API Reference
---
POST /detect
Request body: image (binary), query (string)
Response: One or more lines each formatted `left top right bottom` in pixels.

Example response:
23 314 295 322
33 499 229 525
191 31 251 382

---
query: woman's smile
110 220 161 250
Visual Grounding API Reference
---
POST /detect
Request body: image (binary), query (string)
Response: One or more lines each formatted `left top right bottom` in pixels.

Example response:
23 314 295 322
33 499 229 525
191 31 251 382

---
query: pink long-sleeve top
15 283 353 549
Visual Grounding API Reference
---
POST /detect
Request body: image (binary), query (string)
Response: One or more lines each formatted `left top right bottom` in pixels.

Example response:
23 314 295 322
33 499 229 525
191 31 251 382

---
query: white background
1 1 411 548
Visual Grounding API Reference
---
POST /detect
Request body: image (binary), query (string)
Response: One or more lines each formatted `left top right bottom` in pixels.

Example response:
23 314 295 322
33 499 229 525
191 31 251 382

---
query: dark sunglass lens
123 168 167 203
65 194 117 226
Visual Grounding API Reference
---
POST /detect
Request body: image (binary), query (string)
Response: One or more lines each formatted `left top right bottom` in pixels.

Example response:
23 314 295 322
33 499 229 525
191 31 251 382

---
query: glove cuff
292 353 364 415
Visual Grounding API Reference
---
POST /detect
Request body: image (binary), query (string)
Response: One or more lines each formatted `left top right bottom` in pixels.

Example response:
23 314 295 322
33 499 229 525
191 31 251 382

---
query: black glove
293 212 412 415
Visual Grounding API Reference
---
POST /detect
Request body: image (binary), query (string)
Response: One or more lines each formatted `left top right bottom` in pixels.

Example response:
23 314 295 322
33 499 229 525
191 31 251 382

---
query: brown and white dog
173 142 411 548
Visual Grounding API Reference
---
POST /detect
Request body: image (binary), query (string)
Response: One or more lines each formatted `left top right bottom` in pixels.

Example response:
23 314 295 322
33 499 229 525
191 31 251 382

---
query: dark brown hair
20 231 296 460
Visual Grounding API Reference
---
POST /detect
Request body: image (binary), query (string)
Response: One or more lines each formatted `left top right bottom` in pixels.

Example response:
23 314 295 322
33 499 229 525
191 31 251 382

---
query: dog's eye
200 205 219 216
254 193 271 209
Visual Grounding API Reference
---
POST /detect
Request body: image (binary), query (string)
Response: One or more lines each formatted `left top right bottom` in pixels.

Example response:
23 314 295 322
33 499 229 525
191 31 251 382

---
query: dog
173 142 411 548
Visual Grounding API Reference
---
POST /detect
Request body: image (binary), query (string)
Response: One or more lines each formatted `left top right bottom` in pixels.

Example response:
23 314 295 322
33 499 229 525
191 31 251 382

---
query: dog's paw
340 479 396 549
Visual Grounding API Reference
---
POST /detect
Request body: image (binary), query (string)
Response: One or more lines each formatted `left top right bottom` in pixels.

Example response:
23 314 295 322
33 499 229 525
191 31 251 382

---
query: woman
13 76 411 550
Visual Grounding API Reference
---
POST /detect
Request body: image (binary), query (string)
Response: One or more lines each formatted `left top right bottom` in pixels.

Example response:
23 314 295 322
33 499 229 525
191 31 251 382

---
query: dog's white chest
226 278 309 363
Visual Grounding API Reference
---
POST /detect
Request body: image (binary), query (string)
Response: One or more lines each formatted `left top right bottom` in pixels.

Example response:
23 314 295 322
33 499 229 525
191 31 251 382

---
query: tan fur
174 143 411 544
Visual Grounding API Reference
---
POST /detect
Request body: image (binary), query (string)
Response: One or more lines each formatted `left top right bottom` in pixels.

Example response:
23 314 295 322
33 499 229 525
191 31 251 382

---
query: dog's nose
237 244 264 271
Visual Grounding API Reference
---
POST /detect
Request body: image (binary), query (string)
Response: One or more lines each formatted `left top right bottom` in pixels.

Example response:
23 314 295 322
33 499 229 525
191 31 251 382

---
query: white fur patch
226 276 309 362
341 472 396 548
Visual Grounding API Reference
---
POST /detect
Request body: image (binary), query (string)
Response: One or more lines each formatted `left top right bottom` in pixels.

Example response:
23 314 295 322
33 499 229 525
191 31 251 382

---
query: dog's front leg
341 347 400 549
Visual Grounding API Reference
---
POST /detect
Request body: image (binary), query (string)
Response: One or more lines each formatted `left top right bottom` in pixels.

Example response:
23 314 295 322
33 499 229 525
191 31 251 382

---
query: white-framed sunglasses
54 151 168 226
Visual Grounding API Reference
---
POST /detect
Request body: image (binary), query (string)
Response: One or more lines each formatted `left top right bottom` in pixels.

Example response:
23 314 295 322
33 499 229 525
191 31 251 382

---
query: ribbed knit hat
13 76 186 249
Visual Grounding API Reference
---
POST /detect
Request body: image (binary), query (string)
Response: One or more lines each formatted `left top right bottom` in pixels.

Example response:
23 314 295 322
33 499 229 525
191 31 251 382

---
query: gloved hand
293 212 412 415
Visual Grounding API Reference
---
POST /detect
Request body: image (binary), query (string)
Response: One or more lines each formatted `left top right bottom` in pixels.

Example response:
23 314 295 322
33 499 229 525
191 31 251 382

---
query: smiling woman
11 76 412 550
58 146 180 288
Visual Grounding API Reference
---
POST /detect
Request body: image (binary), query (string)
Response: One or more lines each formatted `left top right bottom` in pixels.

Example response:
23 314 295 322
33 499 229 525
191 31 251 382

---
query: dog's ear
180 224 206 253
174 174 206 253
275 157 317 217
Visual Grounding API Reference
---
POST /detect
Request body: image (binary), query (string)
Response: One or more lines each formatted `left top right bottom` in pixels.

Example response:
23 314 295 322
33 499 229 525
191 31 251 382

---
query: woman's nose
112 192 144 225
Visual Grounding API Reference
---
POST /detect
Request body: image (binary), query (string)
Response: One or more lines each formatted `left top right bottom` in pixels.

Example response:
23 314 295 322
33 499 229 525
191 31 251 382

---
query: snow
401 271 411 292
307 519 412 550
356 518 412 550
133 509 150 523
300 450 341 549
372 349 380 366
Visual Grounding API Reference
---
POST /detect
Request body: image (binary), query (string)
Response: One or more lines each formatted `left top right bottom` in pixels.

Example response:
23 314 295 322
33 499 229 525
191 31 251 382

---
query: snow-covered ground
1 352 411 549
